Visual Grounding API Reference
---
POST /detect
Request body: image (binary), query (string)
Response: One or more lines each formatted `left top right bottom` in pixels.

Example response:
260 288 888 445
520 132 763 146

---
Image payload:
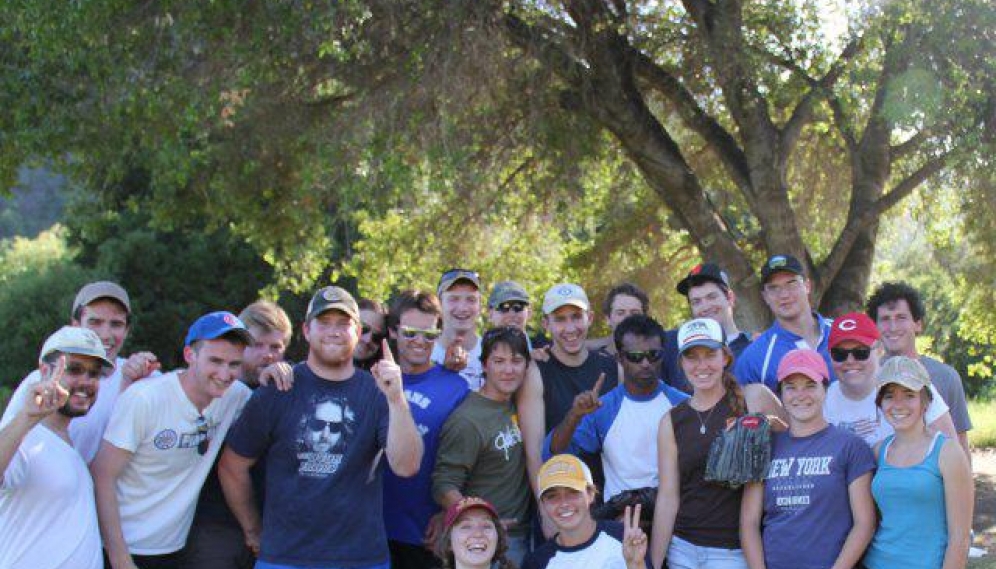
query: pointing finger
380 338 395 363
592 372 605 395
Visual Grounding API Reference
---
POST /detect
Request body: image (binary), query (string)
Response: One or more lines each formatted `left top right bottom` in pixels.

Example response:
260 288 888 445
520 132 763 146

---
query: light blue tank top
864 433 947 569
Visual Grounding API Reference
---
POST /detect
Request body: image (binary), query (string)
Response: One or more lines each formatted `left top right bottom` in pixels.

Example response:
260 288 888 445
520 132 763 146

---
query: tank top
864 433 948 569
670 396 743 549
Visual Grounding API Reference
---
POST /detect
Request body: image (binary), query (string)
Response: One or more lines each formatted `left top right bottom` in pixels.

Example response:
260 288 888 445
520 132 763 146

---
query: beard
57 401 89 418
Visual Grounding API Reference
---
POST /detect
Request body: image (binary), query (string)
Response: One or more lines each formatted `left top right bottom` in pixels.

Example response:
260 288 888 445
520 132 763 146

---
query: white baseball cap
39 326 115 369
677 318 725 353
542 283 590 315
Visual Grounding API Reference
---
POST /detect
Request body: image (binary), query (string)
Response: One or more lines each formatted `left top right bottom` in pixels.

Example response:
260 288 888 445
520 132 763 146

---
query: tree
2 0 993 328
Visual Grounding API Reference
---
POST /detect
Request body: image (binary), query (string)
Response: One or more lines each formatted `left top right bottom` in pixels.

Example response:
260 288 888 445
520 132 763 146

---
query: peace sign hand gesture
371 338 405 405
622 504 648 569
29 355 70 419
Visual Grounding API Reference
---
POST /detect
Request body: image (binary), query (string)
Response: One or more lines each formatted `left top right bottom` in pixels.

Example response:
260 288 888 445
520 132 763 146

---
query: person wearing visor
432 269 485 391
822 312 957 447
93 312 253 569
545 315 688 501
863 357 972 569
0 326 114 569
651 318 781 569
740 349 876 569
523 454 649 569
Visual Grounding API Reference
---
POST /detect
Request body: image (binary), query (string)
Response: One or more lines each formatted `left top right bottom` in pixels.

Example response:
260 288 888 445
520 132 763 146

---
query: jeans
667 535 748 569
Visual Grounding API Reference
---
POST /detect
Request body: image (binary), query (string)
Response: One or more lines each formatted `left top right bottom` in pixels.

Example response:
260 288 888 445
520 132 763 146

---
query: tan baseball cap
876 355 931 394
73 281 131 316
542 283 590 315
40 326 115 369
537 454 594 495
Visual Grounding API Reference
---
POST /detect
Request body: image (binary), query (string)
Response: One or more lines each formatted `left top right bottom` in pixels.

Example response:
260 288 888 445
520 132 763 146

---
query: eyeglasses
830 347 872 362
399 326 442 341
763 278 804 296
496 302 527 313
195 415 211 456
621 349 664 364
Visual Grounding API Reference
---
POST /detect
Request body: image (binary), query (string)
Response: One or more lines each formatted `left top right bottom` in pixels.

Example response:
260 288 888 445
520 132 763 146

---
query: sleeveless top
670 396 743 549
864 433 948 569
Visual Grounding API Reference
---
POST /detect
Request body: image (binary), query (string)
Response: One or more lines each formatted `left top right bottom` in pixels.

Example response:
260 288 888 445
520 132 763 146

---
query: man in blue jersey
545 315 688 501
733 254 835 391
383 290 469 569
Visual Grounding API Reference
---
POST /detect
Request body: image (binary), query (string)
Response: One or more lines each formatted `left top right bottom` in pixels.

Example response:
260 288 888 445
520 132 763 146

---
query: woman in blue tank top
863 356 972 569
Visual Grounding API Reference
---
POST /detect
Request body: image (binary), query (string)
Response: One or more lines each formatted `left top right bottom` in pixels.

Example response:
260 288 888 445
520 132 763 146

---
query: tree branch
890 129 931 159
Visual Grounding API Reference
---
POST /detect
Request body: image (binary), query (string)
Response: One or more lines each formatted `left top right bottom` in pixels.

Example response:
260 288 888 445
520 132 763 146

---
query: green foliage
0 227 97 386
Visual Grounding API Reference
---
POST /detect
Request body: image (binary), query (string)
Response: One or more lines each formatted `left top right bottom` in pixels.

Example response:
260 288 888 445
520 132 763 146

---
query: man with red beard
92 312 253 569
0 326 114 569
219 286 422 569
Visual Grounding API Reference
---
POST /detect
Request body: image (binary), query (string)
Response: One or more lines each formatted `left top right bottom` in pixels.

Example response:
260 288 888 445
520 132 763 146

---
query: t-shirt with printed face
761 425 875 569
225 364 390 567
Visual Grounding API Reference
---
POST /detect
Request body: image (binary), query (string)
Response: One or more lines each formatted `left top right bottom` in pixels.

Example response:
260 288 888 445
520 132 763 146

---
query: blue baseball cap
184 311 255 347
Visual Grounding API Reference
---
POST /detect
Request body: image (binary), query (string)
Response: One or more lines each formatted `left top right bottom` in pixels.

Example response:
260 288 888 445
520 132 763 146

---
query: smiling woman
437 497 516 569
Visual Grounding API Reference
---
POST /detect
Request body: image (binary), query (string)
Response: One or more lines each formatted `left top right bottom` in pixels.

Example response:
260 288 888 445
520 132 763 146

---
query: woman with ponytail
651 318 783 569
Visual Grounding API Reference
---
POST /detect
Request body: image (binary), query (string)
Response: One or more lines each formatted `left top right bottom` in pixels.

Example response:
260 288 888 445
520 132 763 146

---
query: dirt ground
970 449 996 568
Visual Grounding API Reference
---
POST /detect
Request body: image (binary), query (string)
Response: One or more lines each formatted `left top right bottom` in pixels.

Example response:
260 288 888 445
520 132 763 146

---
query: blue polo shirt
732 313 835 391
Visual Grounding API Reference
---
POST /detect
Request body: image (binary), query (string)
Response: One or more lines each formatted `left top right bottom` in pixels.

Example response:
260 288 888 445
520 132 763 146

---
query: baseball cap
829 312 880 349
39 326 115 369
677 318 726 353
776 349 829 383
542 283 590 315
488 281 530 308
184 311 254 347
537 454 594 496
73 281 131 316
306 286 360 322
876 356 931 394
760 254 805 284
437 268 481 296
676 263 731 296
442 496 500 531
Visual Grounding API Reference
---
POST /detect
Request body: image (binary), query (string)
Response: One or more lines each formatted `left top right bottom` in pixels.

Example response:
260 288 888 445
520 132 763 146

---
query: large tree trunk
818 222 878 317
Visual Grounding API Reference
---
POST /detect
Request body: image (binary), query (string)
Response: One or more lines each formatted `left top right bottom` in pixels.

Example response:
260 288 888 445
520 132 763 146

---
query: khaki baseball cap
73 281 131 316
537 454 594 495
40 326 115 369
876 355 931 394
542 283 590 315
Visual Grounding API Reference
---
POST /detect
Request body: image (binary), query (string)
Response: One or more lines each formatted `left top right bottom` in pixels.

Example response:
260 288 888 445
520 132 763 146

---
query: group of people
0 253 976 569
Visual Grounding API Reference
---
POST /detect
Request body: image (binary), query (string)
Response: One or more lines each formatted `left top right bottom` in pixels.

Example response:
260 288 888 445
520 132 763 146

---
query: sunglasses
830 347 872 362
361 324 386 340
195 415 211 456
496 302 527 313
621 349 664 364
399 326 442 341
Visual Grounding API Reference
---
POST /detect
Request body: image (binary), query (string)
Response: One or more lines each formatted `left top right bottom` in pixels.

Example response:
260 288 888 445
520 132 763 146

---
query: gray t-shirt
920 355 972 432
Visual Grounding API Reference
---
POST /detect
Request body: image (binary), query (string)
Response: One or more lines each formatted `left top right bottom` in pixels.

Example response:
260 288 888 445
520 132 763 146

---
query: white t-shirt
431 336 484 391
823 382 948 447
0 357 161 463
102 372 250 555
0 425 102 569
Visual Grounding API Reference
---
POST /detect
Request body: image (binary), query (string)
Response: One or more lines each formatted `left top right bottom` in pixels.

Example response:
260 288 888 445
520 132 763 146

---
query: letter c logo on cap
838 318 857 331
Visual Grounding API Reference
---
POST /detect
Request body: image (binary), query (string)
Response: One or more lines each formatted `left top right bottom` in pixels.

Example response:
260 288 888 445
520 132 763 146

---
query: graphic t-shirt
824 382 948 447
383 365 468 545
225 364 390 566
761 425 875 569
544 381 689 500
0 425 102 569
430 336 484 391
432 392 531 537
523 521 649 569
102 372 250 555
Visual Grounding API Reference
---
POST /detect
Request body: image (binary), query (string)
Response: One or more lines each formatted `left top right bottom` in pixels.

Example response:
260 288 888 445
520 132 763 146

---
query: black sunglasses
496 302 527 313
621 349 664 364
196 415 211 456
830 347 872 362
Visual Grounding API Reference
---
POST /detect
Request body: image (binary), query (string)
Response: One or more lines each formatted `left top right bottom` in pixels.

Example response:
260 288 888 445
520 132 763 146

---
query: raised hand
122 351 160 384
568 372 605 420
443 336 468 372
258 361 295 391
30 355 70 418
622 503 648 568
371 338 404 404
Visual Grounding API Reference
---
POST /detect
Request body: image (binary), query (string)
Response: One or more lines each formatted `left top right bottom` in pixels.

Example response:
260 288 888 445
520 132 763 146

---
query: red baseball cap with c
829 312 880 349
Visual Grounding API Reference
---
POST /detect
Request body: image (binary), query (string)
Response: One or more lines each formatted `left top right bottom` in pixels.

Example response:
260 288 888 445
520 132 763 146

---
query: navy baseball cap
185 311 254 347
676 263 731 296
760 254 805 284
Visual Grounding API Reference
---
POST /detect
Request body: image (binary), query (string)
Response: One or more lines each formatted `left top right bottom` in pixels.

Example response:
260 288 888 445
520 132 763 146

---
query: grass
970 398 996 449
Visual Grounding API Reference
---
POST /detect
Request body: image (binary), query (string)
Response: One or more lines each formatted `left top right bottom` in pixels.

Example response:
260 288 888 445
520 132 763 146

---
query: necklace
692 401 719 434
